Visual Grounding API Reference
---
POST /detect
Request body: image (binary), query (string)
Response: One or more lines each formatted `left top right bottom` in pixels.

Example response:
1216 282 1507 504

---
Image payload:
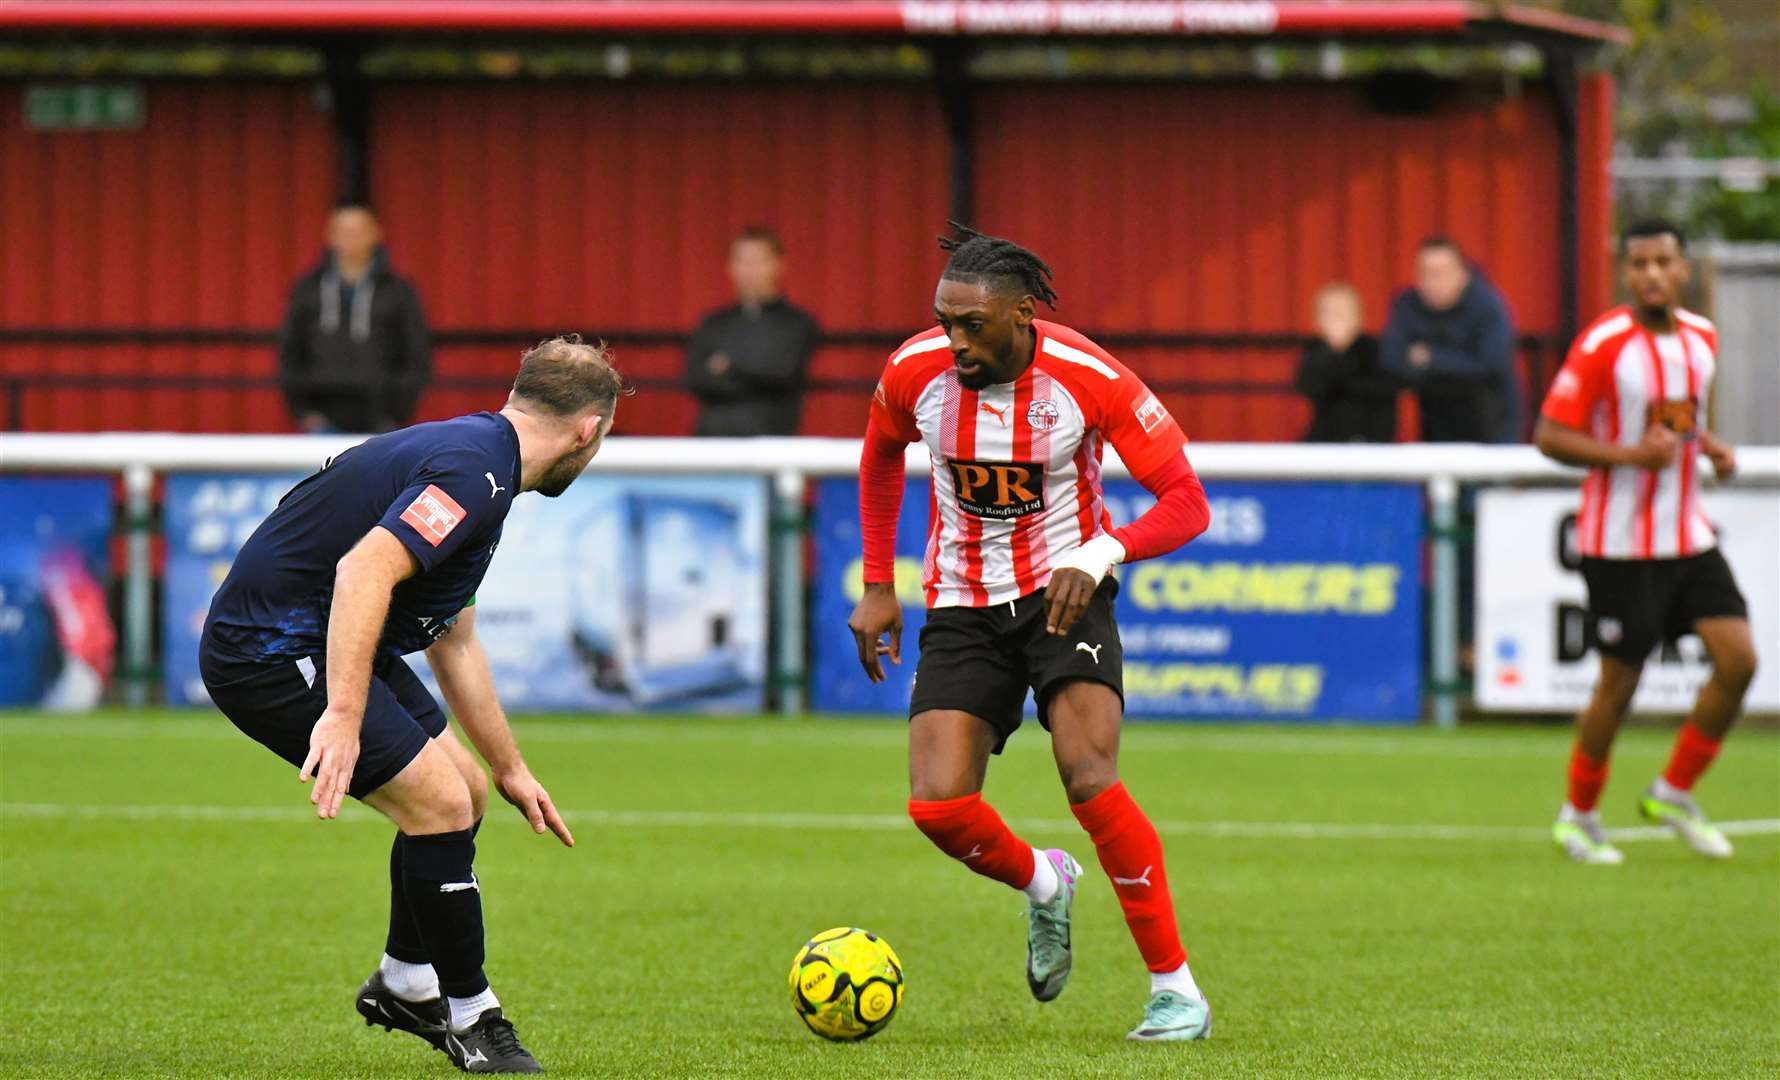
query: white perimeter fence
3 434 1777 728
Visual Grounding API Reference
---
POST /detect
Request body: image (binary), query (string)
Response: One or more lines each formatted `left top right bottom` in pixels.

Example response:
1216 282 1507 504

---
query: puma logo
960 844 983 862
1075 642 1104 664
980 402 1009 427
440 873 479 894
1112 865 1153 888
486 472 506 497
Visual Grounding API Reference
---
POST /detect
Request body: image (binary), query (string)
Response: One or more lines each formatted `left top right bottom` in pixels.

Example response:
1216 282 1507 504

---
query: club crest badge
1026 399 1061 432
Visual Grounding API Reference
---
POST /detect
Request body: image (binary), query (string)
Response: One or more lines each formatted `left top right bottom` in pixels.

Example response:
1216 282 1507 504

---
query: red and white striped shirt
1540 305 1719 560
868 319 1196 608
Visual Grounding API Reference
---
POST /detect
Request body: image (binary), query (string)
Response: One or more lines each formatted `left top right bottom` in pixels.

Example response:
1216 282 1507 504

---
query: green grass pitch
2 710 1776 1078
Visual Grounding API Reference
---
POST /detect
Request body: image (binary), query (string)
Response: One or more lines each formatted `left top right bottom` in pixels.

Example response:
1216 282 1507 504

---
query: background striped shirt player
1542 304 1719 559
1533 218 1756 871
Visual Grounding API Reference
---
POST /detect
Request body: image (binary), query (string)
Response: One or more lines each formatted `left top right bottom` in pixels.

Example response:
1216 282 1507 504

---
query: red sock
1070 782 1186 973
1662 721 1722 792
1567 745 1609 813
908 793 1036 890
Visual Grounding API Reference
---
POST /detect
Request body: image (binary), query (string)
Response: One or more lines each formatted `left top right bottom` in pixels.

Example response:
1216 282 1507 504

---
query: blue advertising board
0 477 116 708
809 478 1424 722
163 471 770 712
162 472 309 705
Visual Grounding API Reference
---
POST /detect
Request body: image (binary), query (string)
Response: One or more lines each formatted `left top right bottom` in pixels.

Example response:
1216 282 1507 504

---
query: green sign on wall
24 84 144 130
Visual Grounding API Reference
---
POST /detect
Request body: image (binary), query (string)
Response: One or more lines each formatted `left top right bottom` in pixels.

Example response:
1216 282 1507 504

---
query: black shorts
199 644 447 800
909 578 1123 753
1580 548 1748 664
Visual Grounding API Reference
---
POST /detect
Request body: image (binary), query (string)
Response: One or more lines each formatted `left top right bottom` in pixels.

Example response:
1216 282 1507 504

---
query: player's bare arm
426 607 574 847
1534 416 1677 471
304 524 418 820
1699 429 1737 479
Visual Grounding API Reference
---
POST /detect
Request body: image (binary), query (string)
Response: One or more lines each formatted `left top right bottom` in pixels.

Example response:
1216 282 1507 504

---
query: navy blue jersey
204 412 521 662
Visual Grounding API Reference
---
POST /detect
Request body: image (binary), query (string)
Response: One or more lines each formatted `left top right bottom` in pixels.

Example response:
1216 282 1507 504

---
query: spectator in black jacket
1295 282 1399 442
685 227 820 436
278 205 430 433
1380 236 1520 443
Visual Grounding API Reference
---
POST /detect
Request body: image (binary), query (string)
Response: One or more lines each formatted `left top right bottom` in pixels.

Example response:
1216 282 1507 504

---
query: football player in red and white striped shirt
1534 219 1756 865
846 226 1212 1041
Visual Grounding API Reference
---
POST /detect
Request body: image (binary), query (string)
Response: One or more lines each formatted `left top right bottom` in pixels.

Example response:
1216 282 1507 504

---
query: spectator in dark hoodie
1380 236 1520 443
278 204 431 433
1295 282 1400 442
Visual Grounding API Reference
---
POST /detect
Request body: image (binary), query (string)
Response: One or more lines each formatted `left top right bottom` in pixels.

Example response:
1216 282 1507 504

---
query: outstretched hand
496 763 574 847
299 706 361 820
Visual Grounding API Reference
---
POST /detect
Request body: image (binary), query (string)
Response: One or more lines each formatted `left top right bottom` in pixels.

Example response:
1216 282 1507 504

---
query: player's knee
1592 663 1642 712
1060 758 1117 806
1716 644 1757 691
462 762 489 822
909 774 979 803
424 778 476 834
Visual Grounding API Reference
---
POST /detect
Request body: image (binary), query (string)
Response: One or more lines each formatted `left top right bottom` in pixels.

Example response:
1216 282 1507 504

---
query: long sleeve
1108 450 1211 563
1343 337 1401 398
683 314 735 402
1377 295 1421 383
1294 341 1341 401
278 280 311 418
724 308 818 394
859 413 910 583
390 281 431 423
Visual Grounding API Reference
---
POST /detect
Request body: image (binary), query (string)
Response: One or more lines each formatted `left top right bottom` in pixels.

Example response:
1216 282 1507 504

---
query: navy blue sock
398 827 488 998
384 833 429 964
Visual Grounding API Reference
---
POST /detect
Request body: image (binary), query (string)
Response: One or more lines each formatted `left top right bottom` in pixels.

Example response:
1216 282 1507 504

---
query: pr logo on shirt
945 458 1045 520
1647 399 1698 437
1134 394 1169 435
400 484 466 547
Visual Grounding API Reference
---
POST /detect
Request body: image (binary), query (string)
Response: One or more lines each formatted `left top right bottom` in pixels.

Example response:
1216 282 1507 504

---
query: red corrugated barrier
1 78 1605 439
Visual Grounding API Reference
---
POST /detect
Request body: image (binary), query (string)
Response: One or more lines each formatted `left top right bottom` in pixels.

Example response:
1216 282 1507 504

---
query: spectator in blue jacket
1381 237 1520 443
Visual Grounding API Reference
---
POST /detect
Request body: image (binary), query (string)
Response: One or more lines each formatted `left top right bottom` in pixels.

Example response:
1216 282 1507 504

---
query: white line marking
3 802 1774 844
7 716 1751 762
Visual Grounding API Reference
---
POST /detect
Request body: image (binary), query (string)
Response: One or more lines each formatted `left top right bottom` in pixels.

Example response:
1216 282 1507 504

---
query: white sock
378 953 440 1003
448 987 500 1033
1558 803 1597 824
1651 776 1687 801
1022 848 1060 904
1150 963 1203 1001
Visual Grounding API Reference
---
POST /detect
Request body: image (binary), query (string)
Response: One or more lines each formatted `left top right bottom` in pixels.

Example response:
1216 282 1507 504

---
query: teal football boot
1127 989 1212 1042
1025 849 1081 1002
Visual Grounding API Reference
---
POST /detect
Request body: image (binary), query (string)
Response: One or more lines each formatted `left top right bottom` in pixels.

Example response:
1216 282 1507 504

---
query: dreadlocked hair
937 221 1059 309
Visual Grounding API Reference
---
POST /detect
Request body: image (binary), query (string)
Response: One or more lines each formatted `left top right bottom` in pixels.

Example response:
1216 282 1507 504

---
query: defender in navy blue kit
204 409 520 794
201 336 627 1075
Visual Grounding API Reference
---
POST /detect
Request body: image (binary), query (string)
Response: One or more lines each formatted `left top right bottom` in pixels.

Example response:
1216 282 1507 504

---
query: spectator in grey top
1380 236 1520 443
278 204 431 434
685 227 820 436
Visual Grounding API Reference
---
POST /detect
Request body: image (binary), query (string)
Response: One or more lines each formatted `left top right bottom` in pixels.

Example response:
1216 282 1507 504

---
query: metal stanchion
1428 473 1460 731
122 461 155 707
